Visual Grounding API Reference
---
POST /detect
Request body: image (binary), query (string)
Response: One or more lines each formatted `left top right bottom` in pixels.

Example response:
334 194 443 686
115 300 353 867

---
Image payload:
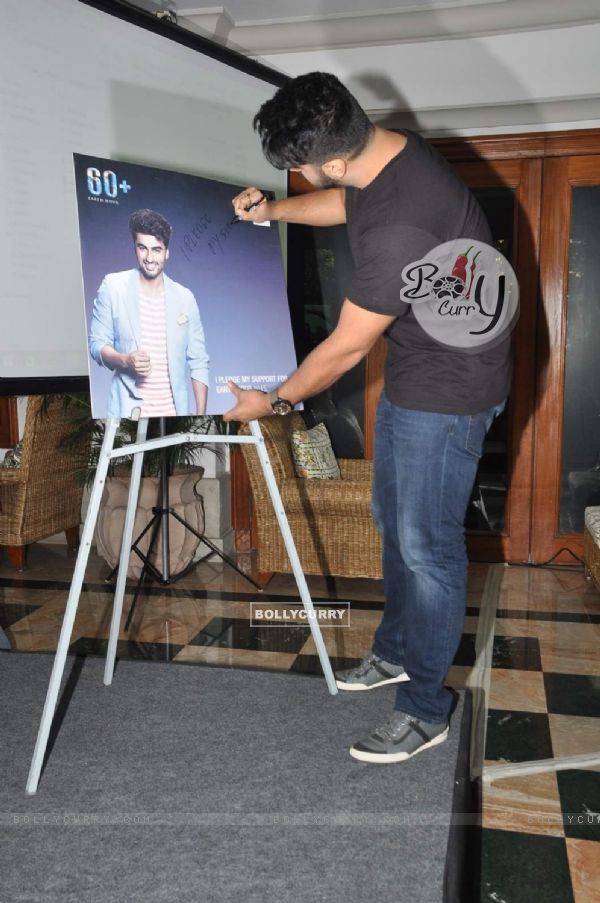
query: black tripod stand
105 417 262 629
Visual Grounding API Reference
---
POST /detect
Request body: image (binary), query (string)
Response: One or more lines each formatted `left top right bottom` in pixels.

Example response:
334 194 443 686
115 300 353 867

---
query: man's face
292 163 339 189
134 233 169 280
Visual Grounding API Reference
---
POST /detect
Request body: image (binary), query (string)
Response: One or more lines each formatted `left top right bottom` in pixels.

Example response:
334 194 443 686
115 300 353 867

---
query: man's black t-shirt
345 130 512 415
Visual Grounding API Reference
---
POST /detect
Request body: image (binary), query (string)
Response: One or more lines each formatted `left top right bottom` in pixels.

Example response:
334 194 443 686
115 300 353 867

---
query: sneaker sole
335 672 410 691
349 727 449 763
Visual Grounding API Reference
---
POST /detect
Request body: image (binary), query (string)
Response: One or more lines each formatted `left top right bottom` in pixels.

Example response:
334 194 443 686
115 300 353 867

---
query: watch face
272 397 292 415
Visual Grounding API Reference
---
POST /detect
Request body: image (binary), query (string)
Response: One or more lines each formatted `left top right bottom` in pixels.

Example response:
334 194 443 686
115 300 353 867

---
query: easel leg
104 418 148 686
249 420 337 695
26 418 120 794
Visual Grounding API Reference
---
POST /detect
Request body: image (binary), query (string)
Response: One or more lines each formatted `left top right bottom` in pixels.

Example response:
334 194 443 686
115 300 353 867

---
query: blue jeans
371 393 505 722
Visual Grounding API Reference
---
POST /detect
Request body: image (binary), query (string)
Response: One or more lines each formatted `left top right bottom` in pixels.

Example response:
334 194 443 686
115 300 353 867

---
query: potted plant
45 394 225 577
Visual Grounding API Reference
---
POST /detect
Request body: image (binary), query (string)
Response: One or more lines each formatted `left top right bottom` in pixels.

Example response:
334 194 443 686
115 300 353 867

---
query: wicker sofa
584 507 600 592
0 396 85 570
239 413 382 579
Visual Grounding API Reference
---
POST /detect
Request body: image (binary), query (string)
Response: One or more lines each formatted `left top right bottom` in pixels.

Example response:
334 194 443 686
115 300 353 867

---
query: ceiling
169 0 600 55
127 0 600 134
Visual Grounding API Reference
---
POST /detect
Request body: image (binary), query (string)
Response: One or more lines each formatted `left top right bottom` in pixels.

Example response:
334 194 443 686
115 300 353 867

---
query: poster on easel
73 154 297 419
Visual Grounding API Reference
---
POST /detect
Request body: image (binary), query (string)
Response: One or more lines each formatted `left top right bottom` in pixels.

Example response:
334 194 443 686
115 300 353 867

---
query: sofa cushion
291 423 341 480
0 440 23 469
584 506 600 545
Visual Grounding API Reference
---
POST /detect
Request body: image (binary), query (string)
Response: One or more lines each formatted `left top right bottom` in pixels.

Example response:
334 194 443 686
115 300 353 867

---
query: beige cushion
291 423 341 480
585 507 600 545
0 440 23 469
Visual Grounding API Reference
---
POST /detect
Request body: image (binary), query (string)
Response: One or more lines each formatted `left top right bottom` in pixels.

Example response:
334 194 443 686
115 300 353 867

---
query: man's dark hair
128 209 172 248
253 72 374 170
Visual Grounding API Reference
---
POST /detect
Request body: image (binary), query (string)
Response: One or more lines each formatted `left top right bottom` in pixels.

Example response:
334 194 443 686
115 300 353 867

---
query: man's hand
223 382 273 423
123 350 152 376
231 187 273 224
100 345 152 375
231 186 346 227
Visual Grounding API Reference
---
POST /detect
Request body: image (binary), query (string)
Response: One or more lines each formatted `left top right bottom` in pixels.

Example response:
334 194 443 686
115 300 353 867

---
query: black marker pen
230 192 269 225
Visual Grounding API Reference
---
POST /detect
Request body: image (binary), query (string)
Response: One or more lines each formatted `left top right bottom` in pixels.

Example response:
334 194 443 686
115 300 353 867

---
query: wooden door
233 132 600 565
364 157 542 562
531 155 600 563
453 158 541 562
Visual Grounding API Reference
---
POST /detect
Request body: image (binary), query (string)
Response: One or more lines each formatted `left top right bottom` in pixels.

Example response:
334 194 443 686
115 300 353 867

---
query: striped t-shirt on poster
136 290 176 416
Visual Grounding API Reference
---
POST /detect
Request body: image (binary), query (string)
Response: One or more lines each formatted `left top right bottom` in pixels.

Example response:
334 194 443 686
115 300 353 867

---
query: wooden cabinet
364 155 542 562
233 130 600 565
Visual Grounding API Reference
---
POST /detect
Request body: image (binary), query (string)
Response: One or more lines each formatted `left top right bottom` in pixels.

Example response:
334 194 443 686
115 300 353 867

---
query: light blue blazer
88 269 209 418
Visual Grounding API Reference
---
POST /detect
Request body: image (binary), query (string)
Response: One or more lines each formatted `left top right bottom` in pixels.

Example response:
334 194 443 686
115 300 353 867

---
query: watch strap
268 389 293 415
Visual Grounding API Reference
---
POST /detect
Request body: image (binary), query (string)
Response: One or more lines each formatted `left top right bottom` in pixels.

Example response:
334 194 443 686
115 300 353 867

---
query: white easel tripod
25 417 338 795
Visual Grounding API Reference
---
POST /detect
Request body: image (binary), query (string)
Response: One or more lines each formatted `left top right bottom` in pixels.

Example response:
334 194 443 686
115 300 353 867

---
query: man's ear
321 158 347 182
166 248 170 261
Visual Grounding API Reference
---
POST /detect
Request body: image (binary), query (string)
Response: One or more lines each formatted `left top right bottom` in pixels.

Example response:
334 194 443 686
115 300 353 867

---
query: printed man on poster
88 208 210 418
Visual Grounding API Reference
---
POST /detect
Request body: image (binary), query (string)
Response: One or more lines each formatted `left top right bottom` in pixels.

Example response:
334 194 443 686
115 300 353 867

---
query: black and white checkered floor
1 545 599 902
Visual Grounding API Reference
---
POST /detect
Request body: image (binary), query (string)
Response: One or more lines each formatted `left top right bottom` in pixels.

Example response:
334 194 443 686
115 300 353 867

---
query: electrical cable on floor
506 546 585 571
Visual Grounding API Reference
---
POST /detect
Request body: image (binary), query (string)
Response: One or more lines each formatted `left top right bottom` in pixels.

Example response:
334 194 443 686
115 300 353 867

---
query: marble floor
1 543 599 902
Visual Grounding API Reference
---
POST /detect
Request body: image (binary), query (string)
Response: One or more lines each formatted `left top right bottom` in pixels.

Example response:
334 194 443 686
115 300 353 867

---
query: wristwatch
268 389 293 416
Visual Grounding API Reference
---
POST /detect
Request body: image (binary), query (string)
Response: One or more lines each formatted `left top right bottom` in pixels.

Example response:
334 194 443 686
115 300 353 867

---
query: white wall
259 22 600 135
0 0 287 382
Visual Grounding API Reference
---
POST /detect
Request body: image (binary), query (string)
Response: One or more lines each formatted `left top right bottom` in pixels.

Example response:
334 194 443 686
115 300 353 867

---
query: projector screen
0 0 288 393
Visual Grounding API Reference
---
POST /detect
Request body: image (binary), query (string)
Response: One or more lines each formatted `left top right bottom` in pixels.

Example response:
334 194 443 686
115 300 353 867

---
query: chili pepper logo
400 239 519 352
465 250 482 299
431 246 483 304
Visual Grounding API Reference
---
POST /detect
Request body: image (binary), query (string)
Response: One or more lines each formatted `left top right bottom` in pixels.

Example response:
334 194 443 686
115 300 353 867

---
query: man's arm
88 276 151 376
185 294 210 386
231 186 346 227
192 379 208 415
224 299 394 422
88 277 116 368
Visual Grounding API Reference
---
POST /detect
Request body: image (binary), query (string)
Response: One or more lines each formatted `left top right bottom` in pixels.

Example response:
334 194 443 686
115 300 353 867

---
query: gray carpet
0 653 467 903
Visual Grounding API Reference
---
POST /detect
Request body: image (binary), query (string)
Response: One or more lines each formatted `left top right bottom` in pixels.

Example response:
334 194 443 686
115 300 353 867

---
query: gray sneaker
335 651 409 691
350 710 449 764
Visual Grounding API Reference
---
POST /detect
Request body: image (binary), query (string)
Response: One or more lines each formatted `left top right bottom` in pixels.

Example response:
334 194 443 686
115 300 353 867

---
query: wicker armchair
240 413 382 579
584 507 600 592
0 396 85 570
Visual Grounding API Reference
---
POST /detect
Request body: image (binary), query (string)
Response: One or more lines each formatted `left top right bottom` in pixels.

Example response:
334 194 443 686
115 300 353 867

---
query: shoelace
353 652 379 677
373 713 411 741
